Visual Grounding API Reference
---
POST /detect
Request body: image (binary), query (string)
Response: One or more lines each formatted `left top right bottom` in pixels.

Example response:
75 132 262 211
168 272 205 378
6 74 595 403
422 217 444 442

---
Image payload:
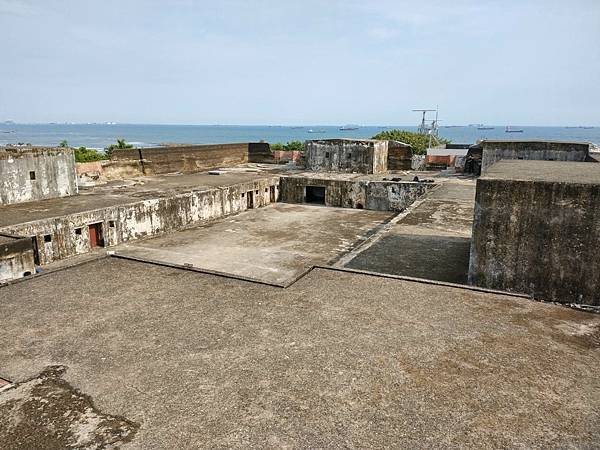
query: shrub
371 130 449 155
74 147 108 162
105 138 133 159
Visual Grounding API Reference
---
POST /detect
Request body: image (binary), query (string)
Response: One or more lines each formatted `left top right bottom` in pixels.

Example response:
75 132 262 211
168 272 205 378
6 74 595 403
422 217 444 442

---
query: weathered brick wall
387 142 412 170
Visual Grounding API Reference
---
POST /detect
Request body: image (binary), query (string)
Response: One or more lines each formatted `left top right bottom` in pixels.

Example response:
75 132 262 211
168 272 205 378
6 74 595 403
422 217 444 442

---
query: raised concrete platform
115 203 393 285
1 258 598 447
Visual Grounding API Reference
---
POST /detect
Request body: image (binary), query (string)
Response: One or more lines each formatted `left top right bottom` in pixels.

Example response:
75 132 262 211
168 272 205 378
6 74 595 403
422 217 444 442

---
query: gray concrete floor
116 203 393 285
1 259 599 448
344 179 476 283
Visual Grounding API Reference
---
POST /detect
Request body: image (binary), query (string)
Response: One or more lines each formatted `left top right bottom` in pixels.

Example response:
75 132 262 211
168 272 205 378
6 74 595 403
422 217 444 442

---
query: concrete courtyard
116 203 393 285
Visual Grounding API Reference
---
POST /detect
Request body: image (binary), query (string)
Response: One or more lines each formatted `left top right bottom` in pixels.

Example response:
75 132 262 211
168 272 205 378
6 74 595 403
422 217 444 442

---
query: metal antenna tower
412 107 440 148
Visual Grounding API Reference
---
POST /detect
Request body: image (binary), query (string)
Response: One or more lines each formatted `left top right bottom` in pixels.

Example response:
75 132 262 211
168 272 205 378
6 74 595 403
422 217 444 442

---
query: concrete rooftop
0 258 599 448
0 165 287 228
482 160 600 184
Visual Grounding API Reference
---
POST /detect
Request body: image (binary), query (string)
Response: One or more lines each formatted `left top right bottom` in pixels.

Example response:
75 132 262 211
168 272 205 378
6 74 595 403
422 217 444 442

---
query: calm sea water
1 123 598 150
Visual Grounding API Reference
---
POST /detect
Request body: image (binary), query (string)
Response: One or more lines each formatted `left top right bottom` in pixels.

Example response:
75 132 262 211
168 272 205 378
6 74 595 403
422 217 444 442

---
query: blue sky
1 0 599 125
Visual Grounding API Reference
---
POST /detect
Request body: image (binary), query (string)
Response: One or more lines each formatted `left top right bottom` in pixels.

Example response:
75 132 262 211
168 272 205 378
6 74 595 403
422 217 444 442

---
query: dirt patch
0 365 138 449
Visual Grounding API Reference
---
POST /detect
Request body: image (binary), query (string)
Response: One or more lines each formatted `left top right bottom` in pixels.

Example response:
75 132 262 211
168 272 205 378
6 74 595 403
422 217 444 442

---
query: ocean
1 123 599 150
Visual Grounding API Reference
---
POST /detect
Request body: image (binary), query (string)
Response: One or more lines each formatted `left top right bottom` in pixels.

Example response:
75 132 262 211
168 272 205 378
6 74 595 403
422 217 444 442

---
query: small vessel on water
339 124 359 131
505 126 524 133
307 129 326 134
477 126 494 130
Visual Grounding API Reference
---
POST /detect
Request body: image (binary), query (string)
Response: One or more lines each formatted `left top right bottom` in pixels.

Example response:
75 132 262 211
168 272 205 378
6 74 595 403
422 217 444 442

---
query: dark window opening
75 228 82 235
247 191 254 209
325 152 330 158
548 158 555 161
255 190 259 194
356 203 364 209
305 186 326 205
43 234 52 243
241 192 245 198
269 185 276 202
23 271 32 277
347 153 352 159
29 171 36 180
265 188 269 193
109 220 116 228
517 157 524 160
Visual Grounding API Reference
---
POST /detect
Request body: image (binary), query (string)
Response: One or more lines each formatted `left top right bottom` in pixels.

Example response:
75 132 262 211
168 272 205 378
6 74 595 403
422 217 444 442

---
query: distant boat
290 126 304 129
339 125 359 131
307 129 326 133
477 126 495 130
505 126 524 133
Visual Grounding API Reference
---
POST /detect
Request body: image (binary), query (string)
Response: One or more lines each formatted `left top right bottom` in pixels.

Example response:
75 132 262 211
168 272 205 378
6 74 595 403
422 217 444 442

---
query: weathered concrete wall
111 143 274 176
305 139 388 174
280 176 430 212
76 160 145 181
0 235 35 282
481 140 590 173
0 177 281 265
0 147 78 205
469 177 600 305
387 141 412 170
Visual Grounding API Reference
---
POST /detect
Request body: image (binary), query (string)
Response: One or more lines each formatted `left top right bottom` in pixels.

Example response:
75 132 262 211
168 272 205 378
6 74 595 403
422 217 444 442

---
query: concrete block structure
0 146 77 205
387 140 412 170
480 140 591 173
305 139 388 174
280 174 431 212
0 234 35 282
469 160 600 305
111 142 274 176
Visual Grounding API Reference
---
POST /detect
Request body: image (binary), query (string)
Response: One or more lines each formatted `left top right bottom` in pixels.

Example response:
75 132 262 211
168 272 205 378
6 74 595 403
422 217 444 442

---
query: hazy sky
1 0 599 125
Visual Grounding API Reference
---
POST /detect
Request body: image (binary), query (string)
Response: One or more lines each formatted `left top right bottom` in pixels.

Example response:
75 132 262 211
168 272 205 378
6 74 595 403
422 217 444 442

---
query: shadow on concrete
344 233 472 284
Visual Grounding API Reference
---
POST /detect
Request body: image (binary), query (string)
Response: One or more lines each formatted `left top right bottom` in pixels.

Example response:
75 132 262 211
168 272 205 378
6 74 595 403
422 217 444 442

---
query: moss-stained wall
468 178 600 305
280 176 430 211
0 176 280 265
111 143 274 175
304 140 388 174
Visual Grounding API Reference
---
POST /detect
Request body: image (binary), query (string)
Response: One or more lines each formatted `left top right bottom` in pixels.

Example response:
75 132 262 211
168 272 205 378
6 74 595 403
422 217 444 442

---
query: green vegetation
59 139 69 148
74 146 108 163
270 140 304 152
371 130 450 155
104 138 133 158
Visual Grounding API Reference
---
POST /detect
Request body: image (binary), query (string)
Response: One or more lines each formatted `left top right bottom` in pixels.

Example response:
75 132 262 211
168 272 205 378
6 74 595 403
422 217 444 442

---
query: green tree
74 146 108 162
59 139 69 148
284 140 303 152
371 130 450 155
105 138 133 158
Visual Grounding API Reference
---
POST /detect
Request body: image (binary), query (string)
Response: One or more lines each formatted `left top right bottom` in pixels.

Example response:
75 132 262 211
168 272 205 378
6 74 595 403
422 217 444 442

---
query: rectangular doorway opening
305 186 326 205
269 185 276 202
88 222 105 248
31 236 40 265
246 191 254 209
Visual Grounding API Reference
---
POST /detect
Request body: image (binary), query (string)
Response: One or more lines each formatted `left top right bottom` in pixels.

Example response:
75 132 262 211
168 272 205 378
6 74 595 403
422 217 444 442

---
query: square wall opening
305 186 326 205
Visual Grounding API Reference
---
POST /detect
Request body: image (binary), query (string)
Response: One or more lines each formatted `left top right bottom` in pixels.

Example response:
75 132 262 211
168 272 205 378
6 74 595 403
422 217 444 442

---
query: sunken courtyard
1 138 599 448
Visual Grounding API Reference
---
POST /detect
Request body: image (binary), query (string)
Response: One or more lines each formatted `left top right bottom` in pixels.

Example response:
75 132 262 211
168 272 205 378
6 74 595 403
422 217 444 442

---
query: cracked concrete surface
1 258 599 448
